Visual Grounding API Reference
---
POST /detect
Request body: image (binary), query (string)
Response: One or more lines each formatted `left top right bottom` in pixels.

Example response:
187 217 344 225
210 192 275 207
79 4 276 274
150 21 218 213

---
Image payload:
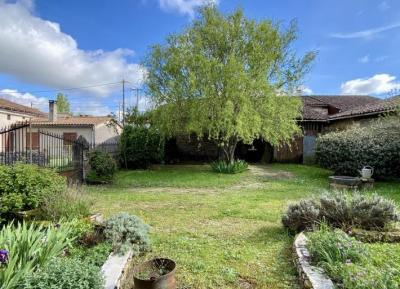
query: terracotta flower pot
133 258 176 289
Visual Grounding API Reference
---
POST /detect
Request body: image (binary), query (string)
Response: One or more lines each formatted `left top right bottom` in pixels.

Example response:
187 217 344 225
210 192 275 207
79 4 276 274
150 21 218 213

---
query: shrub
119 126 164 169
21 257 104 289
316 117 400 179
104 212 151 255
210 160 248 174
0 222 73 289
39 186 91 221
282 192 399 233
86 150 117 184
320 192 399 230
0 164 66 216
281 199 320 233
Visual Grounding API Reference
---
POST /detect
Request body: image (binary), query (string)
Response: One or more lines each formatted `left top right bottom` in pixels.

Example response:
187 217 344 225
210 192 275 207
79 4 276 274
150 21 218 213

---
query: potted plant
133 258 176 289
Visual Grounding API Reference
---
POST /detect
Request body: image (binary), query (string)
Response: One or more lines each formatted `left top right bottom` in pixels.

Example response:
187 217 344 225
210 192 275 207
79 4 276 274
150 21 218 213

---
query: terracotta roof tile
31 116 112 126
0 98 46 117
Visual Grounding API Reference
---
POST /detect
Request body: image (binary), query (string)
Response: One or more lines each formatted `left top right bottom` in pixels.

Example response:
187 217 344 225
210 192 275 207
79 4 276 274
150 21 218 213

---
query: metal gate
0 122 87 182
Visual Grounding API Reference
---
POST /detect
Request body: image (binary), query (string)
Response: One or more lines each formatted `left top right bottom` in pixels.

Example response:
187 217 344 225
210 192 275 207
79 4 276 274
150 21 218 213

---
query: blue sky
0 0 399 115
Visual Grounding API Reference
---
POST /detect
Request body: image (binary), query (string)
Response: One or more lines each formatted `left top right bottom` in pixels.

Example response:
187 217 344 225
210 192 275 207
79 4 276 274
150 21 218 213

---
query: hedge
315 117 400 179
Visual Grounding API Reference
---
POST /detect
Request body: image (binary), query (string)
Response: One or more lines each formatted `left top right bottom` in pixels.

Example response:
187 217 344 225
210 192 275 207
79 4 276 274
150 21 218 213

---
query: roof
0 98 46 117
329 97 399 120
31 116 113 127
300 95 395 122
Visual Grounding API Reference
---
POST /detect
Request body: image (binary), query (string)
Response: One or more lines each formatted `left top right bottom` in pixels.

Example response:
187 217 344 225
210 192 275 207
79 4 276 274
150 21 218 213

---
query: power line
0 81 124 95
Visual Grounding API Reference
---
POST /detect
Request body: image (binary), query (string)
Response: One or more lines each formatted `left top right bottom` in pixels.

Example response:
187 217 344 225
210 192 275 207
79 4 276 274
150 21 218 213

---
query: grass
87 164 400 289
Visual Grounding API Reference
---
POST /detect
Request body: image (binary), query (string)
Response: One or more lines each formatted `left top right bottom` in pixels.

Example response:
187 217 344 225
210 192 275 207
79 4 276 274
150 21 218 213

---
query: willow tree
145 6 315 164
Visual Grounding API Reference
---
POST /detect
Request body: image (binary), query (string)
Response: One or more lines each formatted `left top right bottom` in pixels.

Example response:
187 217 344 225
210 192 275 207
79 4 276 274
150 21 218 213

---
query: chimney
49 100 57 122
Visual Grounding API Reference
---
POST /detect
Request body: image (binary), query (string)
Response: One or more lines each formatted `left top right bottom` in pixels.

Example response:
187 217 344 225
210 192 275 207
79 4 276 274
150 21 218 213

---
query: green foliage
316 117 400 179
0 222 74 289
282 192 399 233
86 150 117 184
56 93 71 114
68 242 112 267
119 125 164 169
308 224 366 266
281 199 320 233
39 187 91 221
0 164 66 216
210 159 248 174
320 192 399 230
307 225 400 289
104 212 151 255
146 6 315 163
21 257 104 289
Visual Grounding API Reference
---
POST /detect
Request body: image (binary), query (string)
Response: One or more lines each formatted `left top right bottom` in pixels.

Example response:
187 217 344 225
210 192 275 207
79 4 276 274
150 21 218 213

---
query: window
63 133 77 145
7 114 11 120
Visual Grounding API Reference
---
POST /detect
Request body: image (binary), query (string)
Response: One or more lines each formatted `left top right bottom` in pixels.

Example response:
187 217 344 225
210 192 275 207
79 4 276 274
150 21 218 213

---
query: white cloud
0 0 145 97
379 1 390 11
74 100 113 116
299 85 313 95
358 55 370 63
331 22 400 39
341 74 400 95
159 0 219 17
0 88 48 111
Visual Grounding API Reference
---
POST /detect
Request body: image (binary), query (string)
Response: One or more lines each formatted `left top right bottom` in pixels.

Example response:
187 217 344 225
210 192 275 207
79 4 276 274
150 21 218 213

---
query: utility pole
122 79 125 126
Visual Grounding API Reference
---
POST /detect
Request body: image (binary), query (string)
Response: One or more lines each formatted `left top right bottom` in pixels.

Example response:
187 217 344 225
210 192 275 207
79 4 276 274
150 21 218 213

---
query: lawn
88 164 400 289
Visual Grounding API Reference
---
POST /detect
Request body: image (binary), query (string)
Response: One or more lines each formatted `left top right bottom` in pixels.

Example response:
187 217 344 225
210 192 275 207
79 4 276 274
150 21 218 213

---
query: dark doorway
235 139 269 163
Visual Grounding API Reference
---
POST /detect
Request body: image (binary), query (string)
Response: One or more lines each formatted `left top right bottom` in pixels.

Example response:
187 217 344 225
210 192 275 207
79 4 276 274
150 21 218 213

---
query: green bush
316 117 400 179
39 187 91 221
210 160 248 174
119 126 164 169
86 150 117 184
0 164 66 216
0 222 73 289
104 212 151 255
282 192 399 233
281 199 320 233
320 192 399 230
21 257 104 289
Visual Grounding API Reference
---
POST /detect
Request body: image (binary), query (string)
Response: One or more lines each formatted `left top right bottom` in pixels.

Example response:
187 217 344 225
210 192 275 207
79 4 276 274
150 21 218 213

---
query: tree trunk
221 137 238 164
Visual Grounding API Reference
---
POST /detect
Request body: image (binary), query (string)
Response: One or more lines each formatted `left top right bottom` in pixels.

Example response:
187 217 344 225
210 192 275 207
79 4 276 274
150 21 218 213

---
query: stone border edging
293 232 335 289
348 228 400 243
102 250 133 289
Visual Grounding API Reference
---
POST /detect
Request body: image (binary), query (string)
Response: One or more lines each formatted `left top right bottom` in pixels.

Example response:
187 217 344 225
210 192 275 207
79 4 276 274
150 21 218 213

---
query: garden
1 6 400 289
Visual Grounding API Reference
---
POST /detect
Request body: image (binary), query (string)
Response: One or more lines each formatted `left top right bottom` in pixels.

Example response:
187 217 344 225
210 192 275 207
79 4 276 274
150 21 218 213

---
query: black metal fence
0 122 86 175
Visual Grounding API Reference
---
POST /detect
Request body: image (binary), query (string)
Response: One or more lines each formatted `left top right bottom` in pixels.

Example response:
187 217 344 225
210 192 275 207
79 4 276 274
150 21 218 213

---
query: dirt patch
238 277 256 289
248 165 293 180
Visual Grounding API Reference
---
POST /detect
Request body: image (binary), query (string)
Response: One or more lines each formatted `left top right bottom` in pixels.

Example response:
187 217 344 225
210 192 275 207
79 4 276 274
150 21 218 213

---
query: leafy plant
38 186 91 221
68 242 112 267
0 222 74 289
86 150 117 184
281 199 320 233
320 192 399 230
0 164 66 216
308 224 366 266
119 126 164 169
316 116 400 179
21 257 104 289
210 160 248 174
104 212 151 255
282 192 399 233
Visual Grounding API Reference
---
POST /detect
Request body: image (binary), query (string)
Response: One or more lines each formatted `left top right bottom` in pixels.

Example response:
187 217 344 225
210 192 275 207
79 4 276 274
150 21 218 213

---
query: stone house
166 95 398 164
0 98 45 127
